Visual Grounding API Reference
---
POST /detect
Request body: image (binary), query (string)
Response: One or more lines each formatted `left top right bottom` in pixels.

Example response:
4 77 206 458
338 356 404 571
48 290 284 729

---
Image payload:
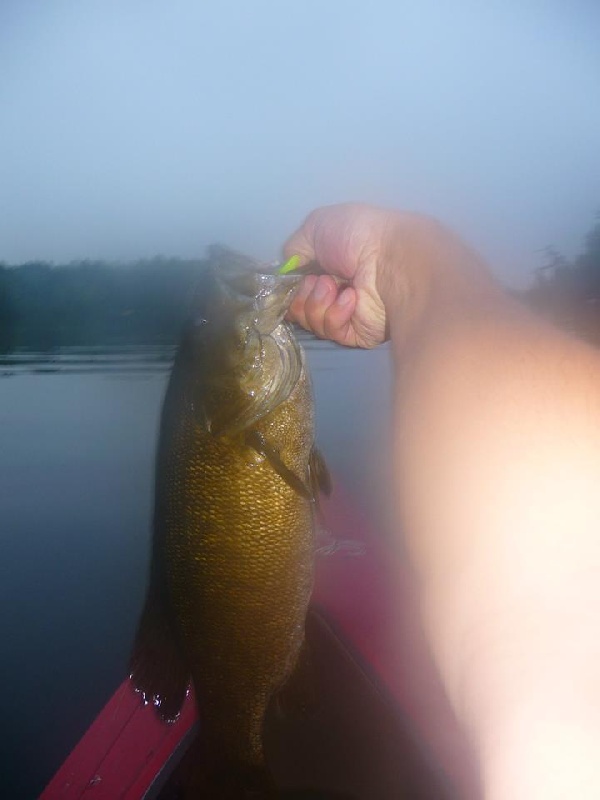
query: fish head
188 246 302 361
185 247 305 435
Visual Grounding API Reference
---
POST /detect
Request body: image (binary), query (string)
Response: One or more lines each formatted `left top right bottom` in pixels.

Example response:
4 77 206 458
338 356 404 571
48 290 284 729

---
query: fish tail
129 590 190 722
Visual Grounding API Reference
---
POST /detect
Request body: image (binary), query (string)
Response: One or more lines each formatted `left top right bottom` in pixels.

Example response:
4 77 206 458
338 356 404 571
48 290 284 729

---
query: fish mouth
228 271 302 335
208 247 303 336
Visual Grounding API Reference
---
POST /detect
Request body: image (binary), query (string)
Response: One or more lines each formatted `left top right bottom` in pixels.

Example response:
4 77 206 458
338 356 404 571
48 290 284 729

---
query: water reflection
0 335 379 370
0 345 175 376
0 340 392 798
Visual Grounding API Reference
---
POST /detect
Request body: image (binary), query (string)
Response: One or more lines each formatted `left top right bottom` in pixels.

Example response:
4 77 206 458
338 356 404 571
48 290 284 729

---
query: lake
0 338 393 799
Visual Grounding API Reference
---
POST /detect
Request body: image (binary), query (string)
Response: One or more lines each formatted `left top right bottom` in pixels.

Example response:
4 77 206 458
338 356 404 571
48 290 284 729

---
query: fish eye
192 314 208 327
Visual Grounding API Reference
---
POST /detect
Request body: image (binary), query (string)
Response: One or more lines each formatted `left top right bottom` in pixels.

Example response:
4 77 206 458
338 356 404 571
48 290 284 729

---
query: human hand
283 203 401 348
284 202 488 349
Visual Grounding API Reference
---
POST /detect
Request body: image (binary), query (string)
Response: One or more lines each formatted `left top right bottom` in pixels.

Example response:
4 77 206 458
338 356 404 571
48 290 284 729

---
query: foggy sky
1 0 599 286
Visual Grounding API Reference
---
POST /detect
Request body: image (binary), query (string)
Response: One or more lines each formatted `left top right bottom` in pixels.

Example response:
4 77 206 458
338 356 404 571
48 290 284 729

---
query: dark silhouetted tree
0 256 208 351
0 265 17 352
524 212 600 344
575 215 600 301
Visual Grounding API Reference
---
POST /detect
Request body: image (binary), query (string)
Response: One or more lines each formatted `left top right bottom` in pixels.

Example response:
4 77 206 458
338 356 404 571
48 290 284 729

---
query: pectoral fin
245 430 312 500
308 447 331 498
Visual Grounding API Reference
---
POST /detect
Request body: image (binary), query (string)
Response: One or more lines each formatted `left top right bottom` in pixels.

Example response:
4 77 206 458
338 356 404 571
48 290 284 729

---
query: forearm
383 230 600 797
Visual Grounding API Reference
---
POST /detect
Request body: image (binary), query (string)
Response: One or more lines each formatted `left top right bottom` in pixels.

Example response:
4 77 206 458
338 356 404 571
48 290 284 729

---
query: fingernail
336 287 354 307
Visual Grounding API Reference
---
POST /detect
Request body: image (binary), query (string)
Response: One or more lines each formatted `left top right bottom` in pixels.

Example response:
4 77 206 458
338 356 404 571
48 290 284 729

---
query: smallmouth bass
130 247 329 796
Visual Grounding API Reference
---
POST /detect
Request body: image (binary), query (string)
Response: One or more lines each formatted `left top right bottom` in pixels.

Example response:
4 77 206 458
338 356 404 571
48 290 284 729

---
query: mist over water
2 2 600 284
0 340 391 799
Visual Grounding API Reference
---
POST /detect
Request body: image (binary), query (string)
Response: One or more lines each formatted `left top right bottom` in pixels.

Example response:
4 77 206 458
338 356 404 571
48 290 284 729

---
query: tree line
1 217 599 353
0 256 205 352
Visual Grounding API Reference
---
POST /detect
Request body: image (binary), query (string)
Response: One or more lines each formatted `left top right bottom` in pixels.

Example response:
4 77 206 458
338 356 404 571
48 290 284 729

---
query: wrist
376 213 498 347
